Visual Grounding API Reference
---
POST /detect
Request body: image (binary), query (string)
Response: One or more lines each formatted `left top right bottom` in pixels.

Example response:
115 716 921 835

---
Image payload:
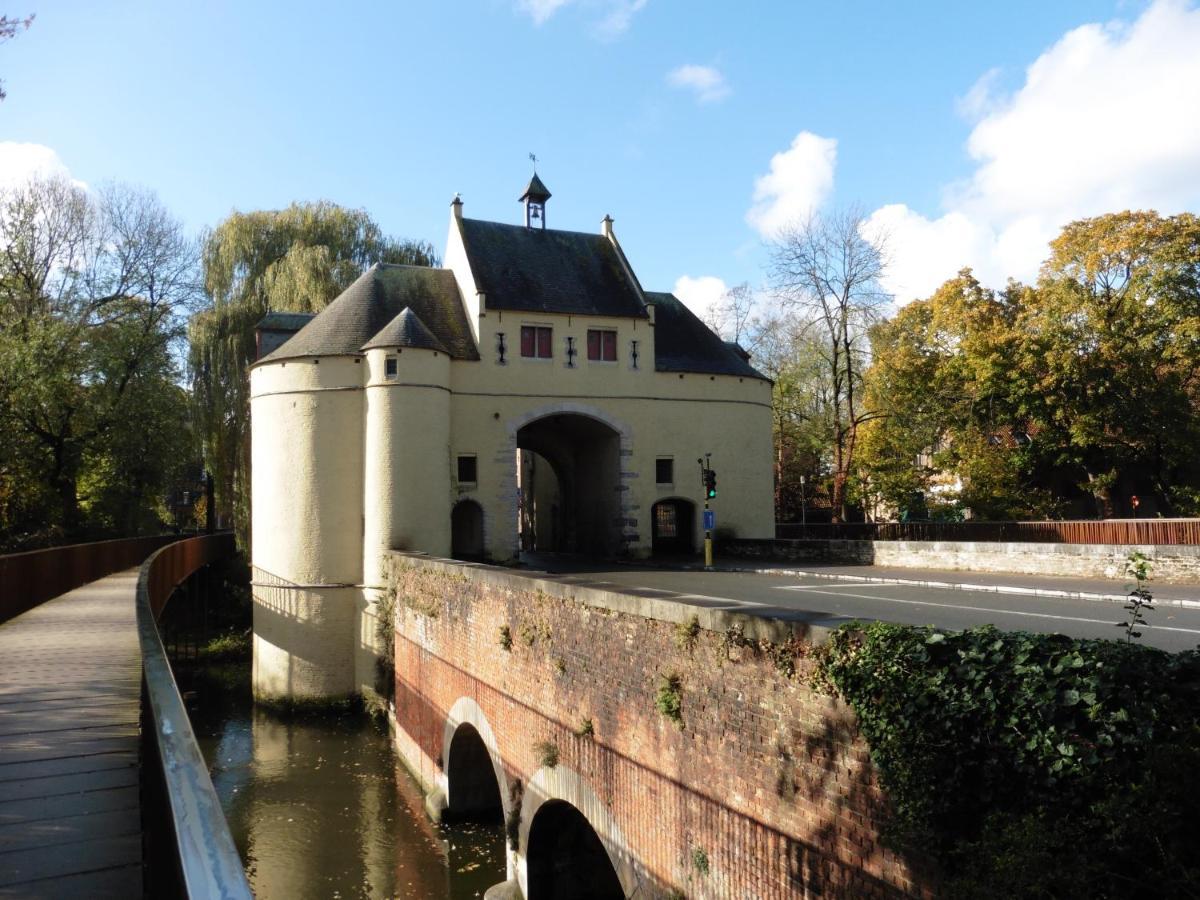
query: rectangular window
587 329 617 361
457 455 477 484
521 325 552 358
384 356 398 379
655 458 673 484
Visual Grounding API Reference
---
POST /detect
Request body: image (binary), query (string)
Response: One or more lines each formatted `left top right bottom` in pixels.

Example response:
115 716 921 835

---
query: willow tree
189 202 436 543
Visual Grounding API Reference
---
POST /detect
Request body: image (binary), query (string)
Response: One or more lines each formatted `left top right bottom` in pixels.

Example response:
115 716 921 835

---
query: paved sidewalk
712 559 1200 608
0 569 143 899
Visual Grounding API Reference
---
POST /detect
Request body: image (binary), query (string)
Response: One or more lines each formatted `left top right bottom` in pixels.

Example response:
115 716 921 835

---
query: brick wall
387 552 929 899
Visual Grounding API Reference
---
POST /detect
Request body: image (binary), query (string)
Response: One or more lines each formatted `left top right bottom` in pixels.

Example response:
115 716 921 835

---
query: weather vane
529 152 538 171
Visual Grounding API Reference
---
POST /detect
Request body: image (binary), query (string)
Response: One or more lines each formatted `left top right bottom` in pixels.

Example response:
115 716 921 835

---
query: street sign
703 509 715 531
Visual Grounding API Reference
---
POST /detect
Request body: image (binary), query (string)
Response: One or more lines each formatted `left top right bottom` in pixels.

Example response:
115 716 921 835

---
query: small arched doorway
444 723 503 823
517 414 622 557
451 500 484 561
526 800 623 900
651 498 696 556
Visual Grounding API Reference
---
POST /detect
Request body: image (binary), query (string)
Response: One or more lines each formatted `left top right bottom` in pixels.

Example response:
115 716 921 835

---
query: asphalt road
530 559 1200 653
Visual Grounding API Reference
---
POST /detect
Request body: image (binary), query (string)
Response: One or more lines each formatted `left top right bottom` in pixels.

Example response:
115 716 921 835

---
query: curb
619 558 1200 609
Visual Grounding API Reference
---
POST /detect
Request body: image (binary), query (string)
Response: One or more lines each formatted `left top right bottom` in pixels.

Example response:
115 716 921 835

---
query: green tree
189 202 437 541
862 212 1200 520
1014 211 1200 515
860 270 1032 517
0 176 199 546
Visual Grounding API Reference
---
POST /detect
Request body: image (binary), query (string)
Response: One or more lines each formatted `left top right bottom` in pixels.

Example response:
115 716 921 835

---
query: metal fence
137 533 251 899
774 519 1200 545
0 534 179 624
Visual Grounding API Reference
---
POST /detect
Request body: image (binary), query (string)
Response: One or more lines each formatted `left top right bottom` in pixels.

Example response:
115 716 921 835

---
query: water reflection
185 661 505 899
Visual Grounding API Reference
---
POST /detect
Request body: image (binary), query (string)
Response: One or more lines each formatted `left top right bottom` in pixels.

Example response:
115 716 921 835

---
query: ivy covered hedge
816 622 1200 898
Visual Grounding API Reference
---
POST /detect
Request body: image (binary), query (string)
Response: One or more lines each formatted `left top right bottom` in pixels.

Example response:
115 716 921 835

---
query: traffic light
704 468 717 499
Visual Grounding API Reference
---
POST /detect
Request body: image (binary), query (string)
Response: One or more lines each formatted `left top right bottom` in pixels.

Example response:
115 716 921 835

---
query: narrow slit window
385 356 398 379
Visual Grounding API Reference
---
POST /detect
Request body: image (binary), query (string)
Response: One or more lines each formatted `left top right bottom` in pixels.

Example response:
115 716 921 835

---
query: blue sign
703 509 715 531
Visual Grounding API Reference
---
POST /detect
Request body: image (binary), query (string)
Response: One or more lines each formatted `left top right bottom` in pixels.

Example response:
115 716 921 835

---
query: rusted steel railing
137 533 251 900
0 534 180 624
775 519 1200 545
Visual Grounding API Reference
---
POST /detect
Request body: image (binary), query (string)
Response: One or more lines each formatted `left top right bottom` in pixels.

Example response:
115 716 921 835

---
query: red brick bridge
386 552 929 900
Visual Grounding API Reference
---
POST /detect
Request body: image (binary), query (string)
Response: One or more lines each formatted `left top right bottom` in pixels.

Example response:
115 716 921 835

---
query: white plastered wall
358 345 452 695
250 355 365 699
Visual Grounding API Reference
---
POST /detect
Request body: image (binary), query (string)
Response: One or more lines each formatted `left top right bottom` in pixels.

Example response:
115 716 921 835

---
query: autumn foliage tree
861 211 1200 519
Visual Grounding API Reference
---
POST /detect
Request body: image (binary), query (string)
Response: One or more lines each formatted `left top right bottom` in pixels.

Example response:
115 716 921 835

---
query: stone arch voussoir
440 697 510 820
518 764 640 899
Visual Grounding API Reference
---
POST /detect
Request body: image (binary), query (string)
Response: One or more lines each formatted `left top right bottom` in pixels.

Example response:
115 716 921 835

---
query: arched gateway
517 413 622 556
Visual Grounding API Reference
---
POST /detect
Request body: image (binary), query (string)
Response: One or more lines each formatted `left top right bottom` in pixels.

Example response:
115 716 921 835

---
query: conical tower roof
361 307 449 353
519 173 552 202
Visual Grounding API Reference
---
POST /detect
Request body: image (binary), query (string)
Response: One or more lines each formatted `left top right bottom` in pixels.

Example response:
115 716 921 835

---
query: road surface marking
774 586 1200 635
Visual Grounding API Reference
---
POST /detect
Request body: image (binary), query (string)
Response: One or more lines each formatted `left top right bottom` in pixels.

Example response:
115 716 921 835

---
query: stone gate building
249 177 774 700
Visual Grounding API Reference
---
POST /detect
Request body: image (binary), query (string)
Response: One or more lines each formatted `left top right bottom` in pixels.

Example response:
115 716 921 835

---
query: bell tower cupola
519 170 551 230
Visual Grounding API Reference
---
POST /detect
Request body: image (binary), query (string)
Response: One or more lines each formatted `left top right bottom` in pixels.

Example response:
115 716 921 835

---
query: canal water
182 659 507 899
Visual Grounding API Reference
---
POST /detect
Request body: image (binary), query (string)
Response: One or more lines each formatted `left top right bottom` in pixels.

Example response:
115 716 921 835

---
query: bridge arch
440 698 509 824
518 764 637 899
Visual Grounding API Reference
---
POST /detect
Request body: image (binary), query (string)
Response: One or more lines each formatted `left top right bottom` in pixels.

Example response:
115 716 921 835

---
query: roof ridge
460 216 607 241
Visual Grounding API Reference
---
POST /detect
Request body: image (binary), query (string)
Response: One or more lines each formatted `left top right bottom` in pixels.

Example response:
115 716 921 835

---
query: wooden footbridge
0 535 250 899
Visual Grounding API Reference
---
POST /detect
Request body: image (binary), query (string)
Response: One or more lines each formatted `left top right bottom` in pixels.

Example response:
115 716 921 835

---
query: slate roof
645 292 769 381
458 218 647 319
258 264 479 363
361 308 448 353
520 173 552 202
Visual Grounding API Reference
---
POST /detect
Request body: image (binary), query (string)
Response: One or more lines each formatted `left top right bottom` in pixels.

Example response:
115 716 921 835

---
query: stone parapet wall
386 551 928 899
723 538 1200 584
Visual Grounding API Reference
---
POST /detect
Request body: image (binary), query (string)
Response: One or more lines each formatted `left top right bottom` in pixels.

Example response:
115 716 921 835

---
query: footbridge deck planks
0 569 143 898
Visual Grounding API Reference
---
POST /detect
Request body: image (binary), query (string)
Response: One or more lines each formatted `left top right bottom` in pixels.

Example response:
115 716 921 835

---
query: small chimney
451 193 463 221
601 214 614 239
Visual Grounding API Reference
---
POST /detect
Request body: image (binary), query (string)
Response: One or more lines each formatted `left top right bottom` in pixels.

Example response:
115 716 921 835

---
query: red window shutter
537 327 552 358
521 326 535 357
603 331 617 361
587 330 601 360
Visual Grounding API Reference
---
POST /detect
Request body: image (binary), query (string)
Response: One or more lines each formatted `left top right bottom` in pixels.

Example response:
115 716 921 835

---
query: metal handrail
136 534 252 899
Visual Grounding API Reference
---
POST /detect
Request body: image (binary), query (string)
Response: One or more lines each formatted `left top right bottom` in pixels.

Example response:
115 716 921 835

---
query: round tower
249 351 366 701
358 310 452 695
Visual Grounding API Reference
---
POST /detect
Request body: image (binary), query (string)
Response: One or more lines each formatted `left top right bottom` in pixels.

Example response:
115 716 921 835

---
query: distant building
249 177 774 699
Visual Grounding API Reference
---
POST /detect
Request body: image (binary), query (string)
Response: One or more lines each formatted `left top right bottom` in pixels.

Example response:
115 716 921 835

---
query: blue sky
4 1 1199 316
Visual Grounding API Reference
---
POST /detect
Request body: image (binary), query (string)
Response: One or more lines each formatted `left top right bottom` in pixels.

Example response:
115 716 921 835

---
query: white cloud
673 274 728 321
874 0 1200 300
595 0 648 37
0 142 82 191
516 0 571 26
515 0 647 34
745 131 837 238
666 64 731 104
955 67 1002 121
